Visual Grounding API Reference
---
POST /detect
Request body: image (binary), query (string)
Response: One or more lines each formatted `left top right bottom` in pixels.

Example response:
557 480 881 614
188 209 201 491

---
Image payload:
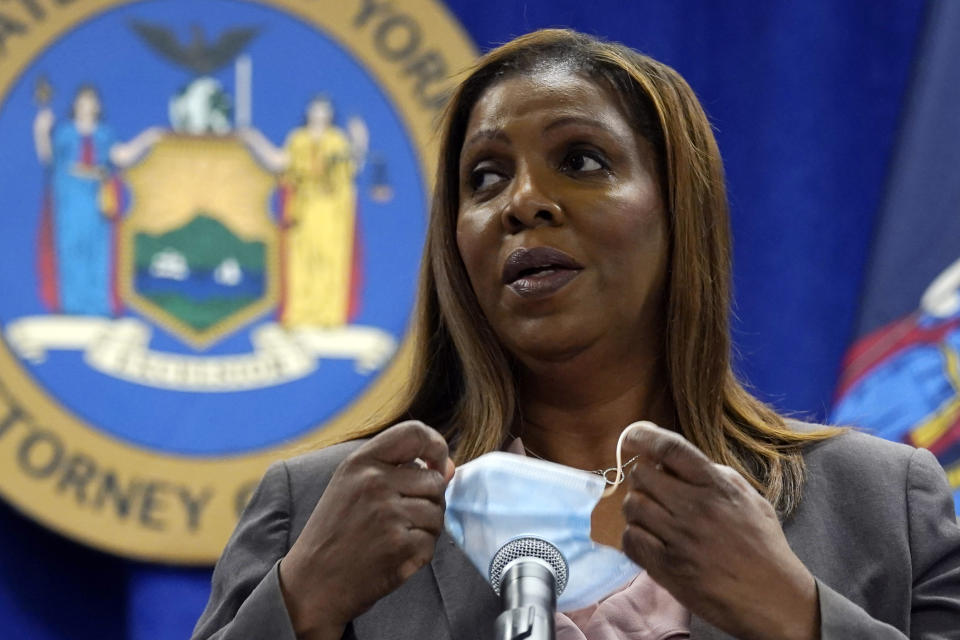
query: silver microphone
490 536 569 640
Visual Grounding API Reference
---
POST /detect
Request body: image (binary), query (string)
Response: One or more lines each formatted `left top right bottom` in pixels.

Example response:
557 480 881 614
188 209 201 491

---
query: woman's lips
501 247 583 297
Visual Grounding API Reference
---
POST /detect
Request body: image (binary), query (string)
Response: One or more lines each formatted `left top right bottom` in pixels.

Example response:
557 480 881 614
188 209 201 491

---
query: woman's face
455 70 668 365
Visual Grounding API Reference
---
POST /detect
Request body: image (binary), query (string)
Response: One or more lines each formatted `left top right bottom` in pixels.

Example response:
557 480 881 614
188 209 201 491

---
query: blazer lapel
431 532 501 640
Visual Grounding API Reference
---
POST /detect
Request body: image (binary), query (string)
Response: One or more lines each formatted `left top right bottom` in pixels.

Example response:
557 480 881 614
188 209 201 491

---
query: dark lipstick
502 247 583 297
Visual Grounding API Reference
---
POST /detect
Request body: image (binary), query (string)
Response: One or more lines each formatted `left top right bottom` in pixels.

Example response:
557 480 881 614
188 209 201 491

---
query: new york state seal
0 0 476 563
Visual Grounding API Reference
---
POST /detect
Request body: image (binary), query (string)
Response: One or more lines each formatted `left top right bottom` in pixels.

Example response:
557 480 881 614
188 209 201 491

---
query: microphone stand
494 558 557 640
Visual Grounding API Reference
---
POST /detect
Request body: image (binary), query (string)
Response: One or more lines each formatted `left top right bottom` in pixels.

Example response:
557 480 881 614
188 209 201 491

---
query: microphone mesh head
489 536 568 596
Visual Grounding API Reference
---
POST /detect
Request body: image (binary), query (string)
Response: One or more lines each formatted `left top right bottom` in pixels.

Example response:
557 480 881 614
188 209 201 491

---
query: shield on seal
120 135 279 348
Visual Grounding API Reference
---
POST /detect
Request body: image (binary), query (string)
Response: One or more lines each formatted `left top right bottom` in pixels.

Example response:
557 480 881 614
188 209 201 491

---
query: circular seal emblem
0 0 476 563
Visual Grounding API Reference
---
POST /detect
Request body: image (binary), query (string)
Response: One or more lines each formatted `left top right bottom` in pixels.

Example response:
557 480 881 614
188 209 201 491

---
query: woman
193 30 960 639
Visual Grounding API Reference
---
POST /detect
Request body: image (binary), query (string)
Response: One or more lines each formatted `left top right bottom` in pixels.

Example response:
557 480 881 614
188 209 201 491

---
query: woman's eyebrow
543 115 613 135
462 116 613 154
463 128 510 151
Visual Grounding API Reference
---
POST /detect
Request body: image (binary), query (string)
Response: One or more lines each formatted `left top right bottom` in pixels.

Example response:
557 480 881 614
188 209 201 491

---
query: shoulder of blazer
784 422 920 566
790 422 916 476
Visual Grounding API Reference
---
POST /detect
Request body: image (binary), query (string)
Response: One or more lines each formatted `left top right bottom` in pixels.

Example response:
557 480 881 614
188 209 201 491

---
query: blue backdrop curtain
0 1 929 638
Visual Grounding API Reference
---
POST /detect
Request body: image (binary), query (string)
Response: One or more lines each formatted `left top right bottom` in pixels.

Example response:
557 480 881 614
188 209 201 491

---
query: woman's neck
514 353 675 472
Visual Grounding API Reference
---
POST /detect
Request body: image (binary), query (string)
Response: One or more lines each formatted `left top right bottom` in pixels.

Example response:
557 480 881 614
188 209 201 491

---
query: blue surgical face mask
444 451 641 611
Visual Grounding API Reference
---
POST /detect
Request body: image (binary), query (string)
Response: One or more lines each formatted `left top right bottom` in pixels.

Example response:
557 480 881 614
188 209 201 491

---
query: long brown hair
370 29 837 515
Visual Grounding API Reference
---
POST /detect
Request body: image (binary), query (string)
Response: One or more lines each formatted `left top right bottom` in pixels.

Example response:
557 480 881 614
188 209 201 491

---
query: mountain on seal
134 215 267 331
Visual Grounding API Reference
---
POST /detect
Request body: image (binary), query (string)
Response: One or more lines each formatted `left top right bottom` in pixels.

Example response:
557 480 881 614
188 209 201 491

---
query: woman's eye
563 151 605 173
469 169 504 191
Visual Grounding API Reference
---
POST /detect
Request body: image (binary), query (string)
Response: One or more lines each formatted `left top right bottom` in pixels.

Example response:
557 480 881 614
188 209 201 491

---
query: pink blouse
505 439 690 640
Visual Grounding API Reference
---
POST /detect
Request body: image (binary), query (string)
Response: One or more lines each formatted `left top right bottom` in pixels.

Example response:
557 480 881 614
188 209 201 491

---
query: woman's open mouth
502 247 584 297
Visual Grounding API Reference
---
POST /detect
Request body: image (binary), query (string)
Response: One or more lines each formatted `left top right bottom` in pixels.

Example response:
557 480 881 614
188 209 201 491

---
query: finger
622 488 680 543
395 528 438 582
405 457 455 483
365 421 450 471
621 422 714 486
389 466 448 503
621 521 666 571
711 463 756 496
403 457 455 482
628 459 701 518
397 496 445 536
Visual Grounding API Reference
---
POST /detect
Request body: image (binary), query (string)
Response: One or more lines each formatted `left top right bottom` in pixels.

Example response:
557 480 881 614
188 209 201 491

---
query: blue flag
832 0 960 512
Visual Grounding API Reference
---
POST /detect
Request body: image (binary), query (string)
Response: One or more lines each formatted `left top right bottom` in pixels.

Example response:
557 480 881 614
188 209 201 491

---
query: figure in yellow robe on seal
241 96 368 328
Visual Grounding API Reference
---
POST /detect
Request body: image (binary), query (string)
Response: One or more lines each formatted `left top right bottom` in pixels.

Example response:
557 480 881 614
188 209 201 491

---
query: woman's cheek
602 190 666 249
456 215 494 296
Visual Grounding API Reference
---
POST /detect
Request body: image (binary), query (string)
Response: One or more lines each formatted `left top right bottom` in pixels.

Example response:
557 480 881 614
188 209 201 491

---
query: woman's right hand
278 421 454 639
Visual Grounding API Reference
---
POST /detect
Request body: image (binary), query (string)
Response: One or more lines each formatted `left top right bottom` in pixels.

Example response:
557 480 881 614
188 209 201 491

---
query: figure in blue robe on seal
33 84 162 315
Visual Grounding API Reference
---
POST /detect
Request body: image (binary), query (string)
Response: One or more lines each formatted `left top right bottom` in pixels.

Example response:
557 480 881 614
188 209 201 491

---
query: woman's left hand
620 422 819 640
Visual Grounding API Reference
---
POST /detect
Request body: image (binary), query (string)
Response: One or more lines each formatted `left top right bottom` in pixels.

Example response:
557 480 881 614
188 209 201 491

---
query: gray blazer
192 429 960 639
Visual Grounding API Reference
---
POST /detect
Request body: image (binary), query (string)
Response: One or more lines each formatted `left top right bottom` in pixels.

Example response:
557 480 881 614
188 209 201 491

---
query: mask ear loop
602 420 657 498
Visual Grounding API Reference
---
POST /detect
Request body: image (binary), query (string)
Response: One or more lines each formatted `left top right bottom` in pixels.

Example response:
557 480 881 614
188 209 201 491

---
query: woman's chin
504 331 594 366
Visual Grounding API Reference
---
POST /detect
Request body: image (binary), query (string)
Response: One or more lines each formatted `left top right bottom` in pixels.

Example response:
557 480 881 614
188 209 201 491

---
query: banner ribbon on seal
5 317 396 392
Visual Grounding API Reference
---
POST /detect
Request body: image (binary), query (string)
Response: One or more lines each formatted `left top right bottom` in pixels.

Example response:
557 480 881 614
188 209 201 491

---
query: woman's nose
501 166 563 232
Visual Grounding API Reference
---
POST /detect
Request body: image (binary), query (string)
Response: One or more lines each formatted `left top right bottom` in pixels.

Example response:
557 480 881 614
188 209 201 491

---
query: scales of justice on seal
9 20 399 393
